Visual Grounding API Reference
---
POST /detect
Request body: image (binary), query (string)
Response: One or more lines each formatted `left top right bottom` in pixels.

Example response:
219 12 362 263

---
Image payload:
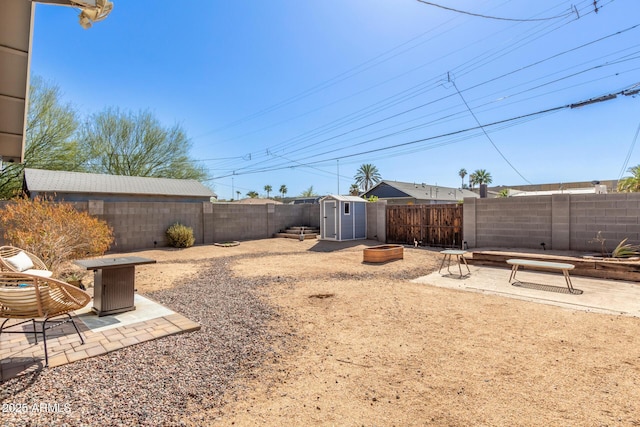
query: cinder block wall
0 200 320 252
366 200 387 242
209 203 320 244
6 194 636 253
464 193 640 251
102 201 206 251
468 196 552 249
275 204 320 234
570 193 640 251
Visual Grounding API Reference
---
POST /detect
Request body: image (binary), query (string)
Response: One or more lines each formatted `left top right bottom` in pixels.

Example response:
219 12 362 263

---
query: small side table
439 250 470 278
74 256 156 316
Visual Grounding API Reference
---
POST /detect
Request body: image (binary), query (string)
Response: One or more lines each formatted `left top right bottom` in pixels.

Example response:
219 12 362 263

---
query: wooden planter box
363 245 404 263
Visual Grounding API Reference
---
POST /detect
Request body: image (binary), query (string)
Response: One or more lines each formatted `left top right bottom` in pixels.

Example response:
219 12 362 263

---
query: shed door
323 200 338 240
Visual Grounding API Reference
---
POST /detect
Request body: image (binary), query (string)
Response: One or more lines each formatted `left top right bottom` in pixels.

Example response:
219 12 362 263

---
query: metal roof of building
321 195 368 202
24 168 216 197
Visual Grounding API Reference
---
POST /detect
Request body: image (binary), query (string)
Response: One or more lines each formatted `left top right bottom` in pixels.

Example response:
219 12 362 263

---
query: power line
208 13 635 176
190 6 466 141
224 44 640 175
199 0 630 183
416 0 577 22
194 0 593 148
618 121 640 179
451 79 532 184
266 151 353 181
209 85 637 181
209 106 562 180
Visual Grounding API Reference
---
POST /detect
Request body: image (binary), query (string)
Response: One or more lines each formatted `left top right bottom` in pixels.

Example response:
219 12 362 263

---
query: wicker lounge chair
0 246 53 278
0 272 91 366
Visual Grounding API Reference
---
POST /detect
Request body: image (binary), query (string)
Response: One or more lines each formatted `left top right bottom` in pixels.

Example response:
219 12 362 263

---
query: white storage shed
320 195 367 241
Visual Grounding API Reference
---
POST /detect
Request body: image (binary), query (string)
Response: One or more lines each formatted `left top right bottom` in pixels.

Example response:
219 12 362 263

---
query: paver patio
0 294 200 381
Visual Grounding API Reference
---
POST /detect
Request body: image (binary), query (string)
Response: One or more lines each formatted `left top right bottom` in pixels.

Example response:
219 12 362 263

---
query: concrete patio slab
412 265 640 317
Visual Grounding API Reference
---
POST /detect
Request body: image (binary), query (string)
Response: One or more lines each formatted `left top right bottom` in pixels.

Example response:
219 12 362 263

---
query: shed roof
321 195 367 202
24 168 216 198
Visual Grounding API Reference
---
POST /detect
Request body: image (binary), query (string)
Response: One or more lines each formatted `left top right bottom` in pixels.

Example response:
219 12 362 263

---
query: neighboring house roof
364 180 478 202
24 169 216 198
489 180 617 193
290 197 323 204
235 198 282 204
510 186 608 197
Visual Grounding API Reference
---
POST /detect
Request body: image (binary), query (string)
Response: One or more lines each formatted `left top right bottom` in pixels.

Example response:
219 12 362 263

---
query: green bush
0 196 114 273
166 223 195 248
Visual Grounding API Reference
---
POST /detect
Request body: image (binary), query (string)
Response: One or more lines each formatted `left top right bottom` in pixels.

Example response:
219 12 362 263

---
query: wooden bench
507 258 577 294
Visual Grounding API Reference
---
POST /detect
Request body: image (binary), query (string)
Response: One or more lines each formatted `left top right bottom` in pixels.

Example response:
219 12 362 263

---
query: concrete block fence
1 194 637 253
463 193 640 252
0 200 323 252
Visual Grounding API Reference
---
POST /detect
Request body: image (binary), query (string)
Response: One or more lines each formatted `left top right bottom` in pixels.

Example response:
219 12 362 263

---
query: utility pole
337 159 340 195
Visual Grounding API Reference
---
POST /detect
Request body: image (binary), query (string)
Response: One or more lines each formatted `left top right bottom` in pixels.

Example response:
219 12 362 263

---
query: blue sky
31 0 640 199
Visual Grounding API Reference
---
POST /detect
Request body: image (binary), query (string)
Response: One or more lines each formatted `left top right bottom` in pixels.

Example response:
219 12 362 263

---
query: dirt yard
118 238 640 426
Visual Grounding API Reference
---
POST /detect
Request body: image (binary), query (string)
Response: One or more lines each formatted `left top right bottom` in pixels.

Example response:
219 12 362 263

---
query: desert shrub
166 223 195 248
0 196 114 273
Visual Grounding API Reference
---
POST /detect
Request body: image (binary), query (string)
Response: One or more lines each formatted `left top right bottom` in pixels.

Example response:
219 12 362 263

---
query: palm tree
458 168 467 189
618 165 640 192
354 163 381 192
264 184 272 198
469 172 477 189
349 184 360 196
279 184 287 200
235 190 241 200
300 186 317 197
472 169 493 186
246 190 259 198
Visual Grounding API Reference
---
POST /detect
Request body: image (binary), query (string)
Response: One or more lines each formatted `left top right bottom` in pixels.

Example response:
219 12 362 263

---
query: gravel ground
1 256 287 426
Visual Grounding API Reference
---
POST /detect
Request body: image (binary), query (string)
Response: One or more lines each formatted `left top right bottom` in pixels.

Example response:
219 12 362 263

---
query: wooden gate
386 204 463 248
